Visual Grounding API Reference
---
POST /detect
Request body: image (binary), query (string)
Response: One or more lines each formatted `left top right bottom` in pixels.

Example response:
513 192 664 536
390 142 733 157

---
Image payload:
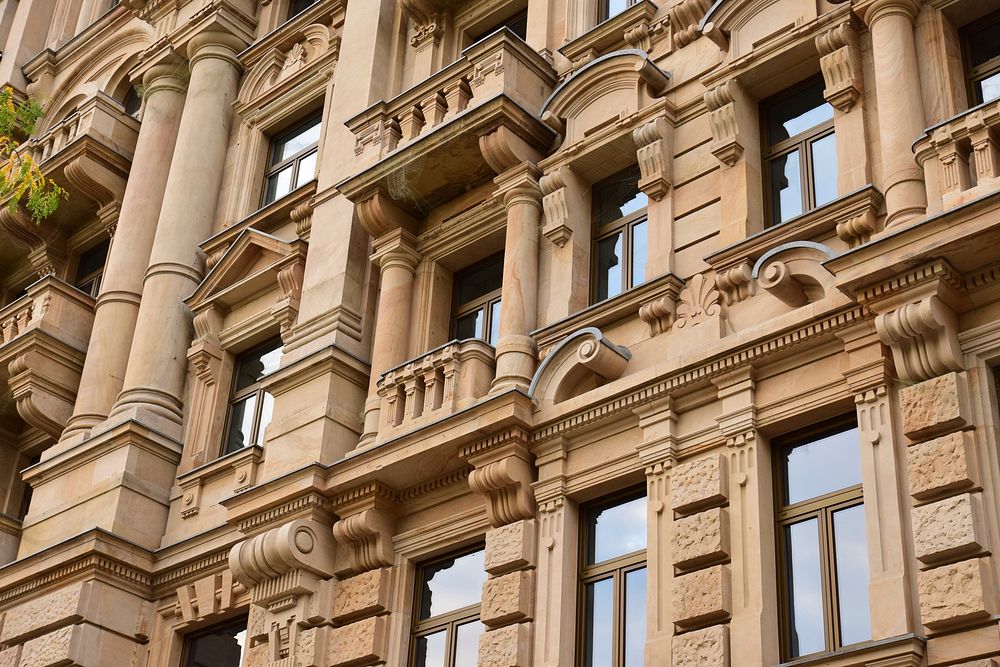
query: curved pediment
699 0 827 59
752 241 836 307
529 327 631 406
540 50 669 148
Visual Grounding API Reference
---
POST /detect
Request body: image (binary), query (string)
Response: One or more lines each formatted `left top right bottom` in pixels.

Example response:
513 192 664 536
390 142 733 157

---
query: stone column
358 230 420 447
60 56 187 444
864 0 928 229
106 30 245 435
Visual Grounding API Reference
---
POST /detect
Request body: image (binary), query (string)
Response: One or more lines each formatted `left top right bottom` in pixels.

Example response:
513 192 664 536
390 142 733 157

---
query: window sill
559 1 659 68
175 445 264 520
777 633 924 667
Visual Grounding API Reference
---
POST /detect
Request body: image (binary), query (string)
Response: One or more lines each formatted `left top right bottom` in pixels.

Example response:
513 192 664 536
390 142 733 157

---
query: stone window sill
175 445 264 520
777 633 923 667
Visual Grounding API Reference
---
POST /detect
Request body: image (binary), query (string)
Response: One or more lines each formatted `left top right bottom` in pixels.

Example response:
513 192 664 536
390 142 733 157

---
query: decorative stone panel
479 622 532 667
899 372 969 441
484 519 536 575
672 625 729 667
672 565 731 629
327 616 388 667
918 558 995 629
671 455 728 516
332 568 391 624
672 508 729 570
481 570 534 628
912 494 986 565
907 431 978 501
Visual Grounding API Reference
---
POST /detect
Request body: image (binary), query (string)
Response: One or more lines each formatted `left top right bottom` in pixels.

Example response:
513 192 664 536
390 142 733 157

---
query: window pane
455 254 503 306
413 631 446 667
455 310 483 341
766 81 833 144
488 300 502 346
224 395 256 454
265 166 293 204
833 504 871 647
453 621 484 667
596 232 624 301
507 12 528 40
770 150 802 224
419 549 486 620
785 518 825 658
593 165 646 226
234 342 283 392
583 578 614 667
810 133 837 208
588 495 646 564
980 72 1000 104
782 426 861 506
288 0 317 18
184 619 246 667
631 219 648 288
255 391 275 447
74 239 109 284
276 118 321 162
967 24 1000 69
624 567 647 667
296 151 318 187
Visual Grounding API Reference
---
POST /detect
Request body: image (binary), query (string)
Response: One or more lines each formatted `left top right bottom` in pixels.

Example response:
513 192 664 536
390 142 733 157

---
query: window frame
181 615 248 667
590 164 649 304
287 0 318 20
598 0 640 23
220 338 282 457
73 238 110 299
451 252 504 346
773 416 867 661
960 9 1000 106
262 113 322 207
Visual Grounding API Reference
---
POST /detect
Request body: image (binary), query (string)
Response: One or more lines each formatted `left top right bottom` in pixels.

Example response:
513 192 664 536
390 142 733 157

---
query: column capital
135 47 189 96
371 228 420 273
861 0 921 27
187 28 247 68
498 163 543 212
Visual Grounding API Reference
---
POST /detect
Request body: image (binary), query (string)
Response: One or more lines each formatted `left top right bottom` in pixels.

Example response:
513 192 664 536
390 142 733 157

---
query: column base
357 397 382 449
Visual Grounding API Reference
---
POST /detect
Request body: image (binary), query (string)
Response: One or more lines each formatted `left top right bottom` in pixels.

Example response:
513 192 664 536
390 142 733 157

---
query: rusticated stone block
482 570 533 627
20 624 75 667
485 520 536 575
673 565 731 629
327 616 388 667
949 661 1000 667
0 581 85 644
899 372 969 441
918 558 994 629
908 431 978 501
478 622 532 667
672 625 729 667
332 568 390 623
0 646 20 667
673 508 729 569
912 493 985 565
671 455 728 516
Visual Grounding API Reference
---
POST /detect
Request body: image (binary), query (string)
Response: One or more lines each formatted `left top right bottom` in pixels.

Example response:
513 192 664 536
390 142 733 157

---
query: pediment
700 0 821 59
238 23 340 113
529 327 631 407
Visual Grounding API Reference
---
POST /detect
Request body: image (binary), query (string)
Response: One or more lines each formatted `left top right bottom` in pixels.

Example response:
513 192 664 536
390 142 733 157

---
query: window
962 10 1000 105
122 87 141 118
288 0 317 19
763 78 837 226
410 548 487 667
183 617 247 667
73 239 110 298
452 253 503 346
222 339 282 456
592 165 648 303
263 114 321 205
16 455 39 521
579 491 647 667
775 420 870 660
599 0 640 22
469 9 528 43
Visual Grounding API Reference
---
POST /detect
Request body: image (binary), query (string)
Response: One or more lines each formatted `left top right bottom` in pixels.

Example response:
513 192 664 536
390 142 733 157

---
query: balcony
339 29 557 215
375 339 495 441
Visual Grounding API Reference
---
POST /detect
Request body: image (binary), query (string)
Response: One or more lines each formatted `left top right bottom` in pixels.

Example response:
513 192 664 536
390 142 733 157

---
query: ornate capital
462 428 536 527
371 228 420 273
499 163 543 213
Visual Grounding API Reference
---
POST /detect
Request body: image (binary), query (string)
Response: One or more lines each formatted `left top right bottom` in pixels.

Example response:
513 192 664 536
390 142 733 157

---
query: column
107 29 245 435
864 0 928 229
60 57 187 444
358 230 420 447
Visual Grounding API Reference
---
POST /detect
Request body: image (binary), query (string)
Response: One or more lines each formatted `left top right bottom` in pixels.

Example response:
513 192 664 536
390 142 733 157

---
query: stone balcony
339 29 557 215
375 339 495 442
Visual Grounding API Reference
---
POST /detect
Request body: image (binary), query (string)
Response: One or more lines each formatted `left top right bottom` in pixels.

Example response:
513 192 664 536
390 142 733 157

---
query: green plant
0 87 67 221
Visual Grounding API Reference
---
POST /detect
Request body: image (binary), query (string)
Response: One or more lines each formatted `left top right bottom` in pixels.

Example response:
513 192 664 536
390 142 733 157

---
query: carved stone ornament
815 17 863 112
639 280 684 336
704 80 744 166
675 273 723 329
529 327 631 402
669 0 711 50
540 167 573 247
240 25 340 106
715 261 754 306
330 482 398 577
633 116 672 200
751 242 837 308
462 429 536 527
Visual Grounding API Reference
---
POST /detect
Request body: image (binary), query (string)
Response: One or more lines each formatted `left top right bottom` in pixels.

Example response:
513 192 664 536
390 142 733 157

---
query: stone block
671 455 728 516
482 570 533 627
478 622 532 667
673 565 731 629
327 616 387 667
0 581 85 644
0 646 20 667
485 520 536 575
672 625 729 667
918 558 994 629
332 568 390 623
907 431 978 501
899 372 969 441
673 508 729 569
912 493 986 565
20 624 76 667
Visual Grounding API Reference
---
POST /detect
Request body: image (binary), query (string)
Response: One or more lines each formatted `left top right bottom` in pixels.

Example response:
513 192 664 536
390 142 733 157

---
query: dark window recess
470 9 528 43
74 239 110 298
222 339 282 456
288 0 318 20
183 618 248 667
410 548 487 667
122 87 141 117
16 454 40 521
263 114 321 206
452 252 503 346
962 10 1000 105
592 164 648 303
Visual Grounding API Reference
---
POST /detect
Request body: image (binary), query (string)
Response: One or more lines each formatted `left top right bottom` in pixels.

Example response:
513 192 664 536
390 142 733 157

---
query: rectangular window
775 419 870 660
599 0 640 22
263 114 321 206
962 10 1000 105
592 165 649 303
410 547 487 667
183 617 247 667
73 239 110 298
762 78 836 226
469 9 528 44
288 0 318 19
579 491 647 667
452 252 503 346
222 339 282 456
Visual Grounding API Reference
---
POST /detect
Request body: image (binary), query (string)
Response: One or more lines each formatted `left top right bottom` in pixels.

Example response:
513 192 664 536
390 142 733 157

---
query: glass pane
583 578 614 667
419 549 486 620
811 133 837 208
453 621 484 667
588 494 646 564
265 166 293 204
224 396 256 454
288 0 317 18
184 619 247 667
276 118 321 162
833 504 871 647
74 239 109 284
254 391 275 446
770 150 802 224
785 518 825 658
593 164 647 225
296 151 318 187
766 81 833 145
488 300 502 346
596 232 624 302
455 254 503 306
624 567 647 667
454 310 483 341
630 219 648 288
234 341 283 392
507 12 528 40
782 426 861 506
980 72 1000 104
967 22 1000 70
413 631 446 667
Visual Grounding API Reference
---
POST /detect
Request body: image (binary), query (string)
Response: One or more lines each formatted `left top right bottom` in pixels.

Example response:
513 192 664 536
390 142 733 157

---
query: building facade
0 0 998 665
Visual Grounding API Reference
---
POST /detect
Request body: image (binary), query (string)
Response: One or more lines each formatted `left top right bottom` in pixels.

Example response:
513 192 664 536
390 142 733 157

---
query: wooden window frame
262 113 321 207
220 339 282 457
773 416 865 661
73 238 110 299
590 165 648 304
761 77 836 228
960 8 1000 106
451 253 503 346
409 546 485 667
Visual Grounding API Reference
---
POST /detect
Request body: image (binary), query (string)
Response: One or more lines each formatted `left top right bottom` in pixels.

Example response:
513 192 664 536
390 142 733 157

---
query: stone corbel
330 482 398 577
669 0 710 49
291 198 314 239
272 261 304 339
815 17 863 112
751 242 837 308
402 0 447 48
355 187 419 238
479 126 544 176
836 207 878 248
8 350 78 439
182 306 229 470
462 428 536 528
715 261 754 306
638 279 682 336
176 570 241 625
0 206 66 278
704 80 746 167
64 154 127 211
540 167 574 247
633 116 672 201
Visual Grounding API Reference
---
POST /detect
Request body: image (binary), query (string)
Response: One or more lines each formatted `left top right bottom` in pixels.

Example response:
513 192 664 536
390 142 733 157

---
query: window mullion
818 507 837 652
